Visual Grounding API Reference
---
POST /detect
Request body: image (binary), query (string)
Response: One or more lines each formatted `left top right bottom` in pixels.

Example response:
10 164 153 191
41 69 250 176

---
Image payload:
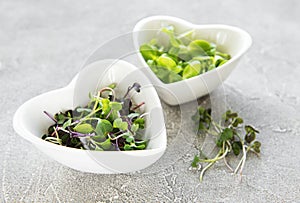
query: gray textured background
1 0 300 202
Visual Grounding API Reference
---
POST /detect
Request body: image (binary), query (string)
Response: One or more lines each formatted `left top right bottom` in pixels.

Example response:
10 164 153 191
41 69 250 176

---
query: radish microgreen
42 83 148 151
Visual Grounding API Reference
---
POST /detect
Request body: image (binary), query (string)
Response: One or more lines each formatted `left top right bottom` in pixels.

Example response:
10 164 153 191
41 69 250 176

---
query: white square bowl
13 59 166 173
133 15 252 105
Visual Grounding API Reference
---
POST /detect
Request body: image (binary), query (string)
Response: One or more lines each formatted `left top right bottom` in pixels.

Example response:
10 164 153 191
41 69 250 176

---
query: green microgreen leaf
182 60 202 79
101 98 111 115
95 119 113 136
216 128 233 147
62 118 72 129
74 123 94 134
125 135 134 143
252 141 261 153
223 110 238 122
161 25 182 48
216 51 231 60
91 134 106 143
109 102 122 111
131 123 139 132
134 118 145 129
156 53 182 74
194 107 211 131
97 138 112 150
108 83 117 89
135 144 146 150
232 141 242 155
55 113 66 125
191 155 200 168
245 125 259 134
215 59 228 67
188 39 212 56
232 117 244 127
244 125 259 143
140 44 160 61
157 54 177 68
245 132 256 143
155 66 183 83
113 118 128 131
124 144 132 151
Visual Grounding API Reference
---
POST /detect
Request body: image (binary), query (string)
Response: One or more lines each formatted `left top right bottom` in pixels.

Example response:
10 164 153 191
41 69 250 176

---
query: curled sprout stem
199 146 229 182
200 162 214 182
99 87 116 102
139 112 150 118
198 146 229 163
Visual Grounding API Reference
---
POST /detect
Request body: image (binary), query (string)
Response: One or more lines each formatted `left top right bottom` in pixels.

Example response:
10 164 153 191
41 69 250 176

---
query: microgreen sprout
140 25 231 84
191 107 261 182
42 83 148 151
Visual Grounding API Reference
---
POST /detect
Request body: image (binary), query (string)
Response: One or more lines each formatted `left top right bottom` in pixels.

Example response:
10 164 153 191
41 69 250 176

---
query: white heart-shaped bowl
133 15 252 105
13 59 166 173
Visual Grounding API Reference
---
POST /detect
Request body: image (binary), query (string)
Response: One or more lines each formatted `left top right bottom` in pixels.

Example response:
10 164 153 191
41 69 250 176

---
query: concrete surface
1 0 300 202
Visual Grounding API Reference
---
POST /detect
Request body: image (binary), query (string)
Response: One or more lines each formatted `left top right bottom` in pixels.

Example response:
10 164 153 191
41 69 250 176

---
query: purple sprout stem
125 117 133 134
71 131 95 138
114 138 120 151
123 83 141 99
131 102 145 111
123 87 131 99
43 111 57 123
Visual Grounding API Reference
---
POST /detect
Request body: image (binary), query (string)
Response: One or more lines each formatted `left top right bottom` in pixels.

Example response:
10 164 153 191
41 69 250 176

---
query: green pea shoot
140 25 231 83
